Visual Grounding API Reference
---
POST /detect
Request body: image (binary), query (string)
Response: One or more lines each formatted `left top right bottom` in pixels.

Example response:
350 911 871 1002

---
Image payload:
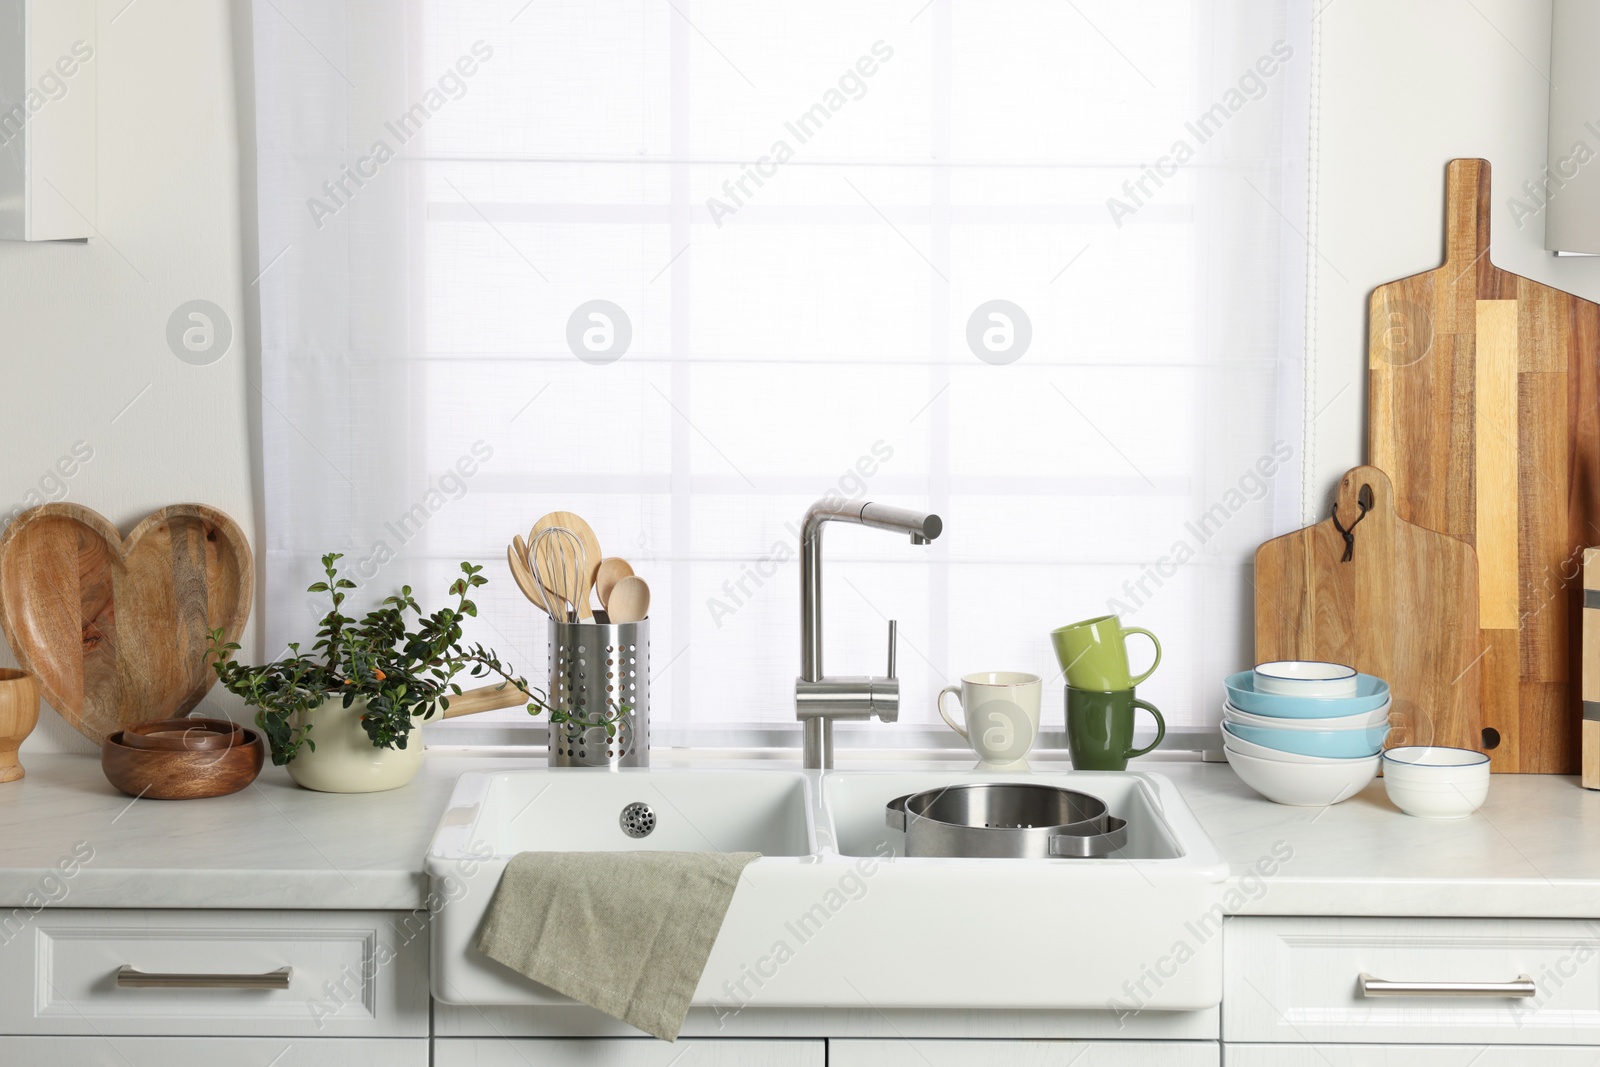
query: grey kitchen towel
475 850 760 1041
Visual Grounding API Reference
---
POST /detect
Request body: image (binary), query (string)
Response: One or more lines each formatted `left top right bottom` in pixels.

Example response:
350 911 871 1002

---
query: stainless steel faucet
796 499 943 769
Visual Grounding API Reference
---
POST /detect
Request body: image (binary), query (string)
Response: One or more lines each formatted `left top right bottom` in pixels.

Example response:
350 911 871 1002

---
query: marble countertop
1 752 1597 917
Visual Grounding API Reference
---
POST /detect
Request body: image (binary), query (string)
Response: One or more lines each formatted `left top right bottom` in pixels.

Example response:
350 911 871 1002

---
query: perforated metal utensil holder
547 618 649 768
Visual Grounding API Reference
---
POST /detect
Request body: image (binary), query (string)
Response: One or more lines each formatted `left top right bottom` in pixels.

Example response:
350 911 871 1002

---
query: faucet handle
887 620 898 680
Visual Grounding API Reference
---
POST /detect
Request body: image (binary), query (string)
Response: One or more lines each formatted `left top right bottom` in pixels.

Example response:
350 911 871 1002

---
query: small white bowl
1253 660 1359 699
1221 727 1376 765
1382 746 1490 819
1225 746 1380 806
1224 699 1391 732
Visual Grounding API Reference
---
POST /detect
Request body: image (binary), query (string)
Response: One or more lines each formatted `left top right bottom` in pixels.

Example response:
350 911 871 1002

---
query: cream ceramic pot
286 696 426 794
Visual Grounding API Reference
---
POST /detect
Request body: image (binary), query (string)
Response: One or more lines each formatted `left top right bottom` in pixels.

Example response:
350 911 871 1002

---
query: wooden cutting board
0 504 253 744
1369 158 1600 774
1255 466 1481 755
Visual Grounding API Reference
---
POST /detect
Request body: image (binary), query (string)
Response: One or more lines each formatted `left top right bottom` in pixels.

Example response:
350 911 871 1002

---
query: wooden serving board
1255 466 1481 755
1369 158 1600 774
0 504 253 744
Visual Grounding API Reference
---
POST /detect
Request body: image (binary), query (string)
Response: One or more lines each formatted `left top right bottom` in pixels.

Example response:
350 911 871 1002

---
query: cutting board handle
1443 158 1493 270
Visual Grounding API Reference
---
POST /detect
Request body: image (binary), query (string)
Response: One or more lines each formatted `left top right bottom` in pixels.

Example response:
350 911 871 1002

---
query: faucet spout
797 499 941 769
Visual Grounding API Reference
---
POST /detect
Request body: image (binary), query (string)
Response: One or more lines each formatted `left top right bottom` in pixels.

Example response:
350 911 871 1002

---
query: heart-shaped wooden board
0 503 253 743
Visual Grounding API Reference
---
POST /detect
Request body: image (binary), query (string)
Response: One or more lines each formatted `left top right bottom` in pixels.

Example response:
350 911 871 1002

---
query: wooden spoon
595 557 635 610
608 575 651 624
528 512 601 620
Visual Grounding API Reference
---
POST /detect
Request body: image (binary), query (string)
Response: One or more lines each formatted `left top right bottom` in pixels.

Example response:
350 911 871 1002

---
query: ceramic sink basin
427 766 1227 1012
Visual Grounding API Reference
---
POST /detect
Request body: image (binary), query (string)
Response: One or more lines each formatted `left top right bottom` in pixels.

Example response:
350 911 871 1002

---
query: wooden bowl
101 728 264 800
120 717 243 753
0 668 40 784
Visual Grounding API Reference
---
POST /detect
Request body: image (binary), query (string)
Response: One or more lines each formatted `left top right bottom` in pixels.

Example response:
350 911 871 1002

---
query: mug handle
1126 698 1166 759
1124 627 1162 686
937 686 968 740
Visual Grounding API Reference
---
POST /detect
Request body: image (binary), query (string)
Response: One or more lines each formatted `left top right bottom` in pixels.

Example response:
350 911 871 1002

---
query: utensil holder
547 618 649 768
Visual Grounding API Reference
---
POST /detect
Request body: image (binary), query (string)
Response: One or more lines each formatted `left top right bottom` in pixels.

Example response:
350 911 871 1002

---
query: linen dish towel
475 850 760 1041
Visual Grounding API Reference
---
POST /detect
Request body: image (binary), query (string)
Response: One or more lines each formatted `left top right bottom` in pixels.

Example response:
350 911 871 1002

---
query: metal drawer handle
1357 971 1535 999
116 966 292 990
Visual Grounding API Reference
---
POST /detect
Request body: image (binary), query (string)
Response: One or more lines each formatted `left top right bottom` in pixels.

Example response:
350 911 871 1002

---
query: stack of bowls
1221 661 1391 806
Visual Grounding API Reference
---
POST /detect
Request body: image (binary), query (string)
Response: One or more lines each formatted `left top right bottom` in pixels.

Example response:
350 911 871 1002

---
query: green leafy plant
208 552 616 766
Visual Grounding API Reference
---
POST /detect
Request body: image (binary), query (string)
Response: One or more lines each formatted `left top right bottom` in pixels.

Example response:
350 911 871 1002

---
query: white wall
1 0 1589 755
1 0 254 756
1307 0 1600 506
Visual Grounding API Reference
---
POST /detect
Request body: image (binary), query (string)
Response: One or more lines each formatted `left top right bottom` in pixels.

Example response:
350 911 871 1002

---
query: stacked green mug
1051 614 1166 771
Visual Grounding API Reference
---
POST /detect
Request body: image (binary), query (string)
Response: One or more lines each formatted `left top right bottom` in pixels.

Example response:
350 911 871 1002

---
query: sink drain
619 802 656 839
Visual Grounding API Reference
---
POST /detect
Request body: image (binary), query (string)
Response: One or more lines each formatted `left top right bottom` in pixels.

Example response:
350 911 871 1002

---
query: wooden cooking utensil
607 575 651 625
120 717 242 753
0 503 253 745
1255 466 1481 756
595 557 634 610
506 544 549 614
0 668 40 783
1369 158 1599 773
101 727 264 800
528 512 601 620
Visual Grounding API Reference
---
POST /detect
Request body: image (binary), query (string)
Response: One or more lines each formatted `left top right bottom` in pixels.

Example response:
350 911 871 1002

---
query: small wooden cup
101 727 265 800
121 717 244 753
0 668 41 784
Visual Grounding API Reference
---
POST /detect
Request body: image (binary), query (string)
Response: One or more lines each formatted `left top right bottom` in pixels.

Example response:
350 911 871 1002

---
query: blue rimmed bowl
1222 720 1390 759
1224 670 1390 718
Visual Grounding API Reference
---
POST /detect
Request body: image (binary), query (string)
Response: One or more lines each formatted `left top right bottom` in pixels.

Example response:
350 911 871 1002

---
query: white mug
937 671 1042 770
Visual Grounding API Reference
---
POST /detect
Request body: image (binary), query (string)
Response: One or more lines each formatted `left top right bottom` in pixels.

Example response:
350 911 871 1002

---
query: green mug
1050 614 1161 690
1065 687 1166 771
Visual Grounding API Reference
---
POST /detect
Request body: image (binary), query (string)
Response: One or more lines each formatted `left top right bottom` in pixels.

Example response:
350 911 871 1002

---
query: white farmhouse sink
427 767 1228 1012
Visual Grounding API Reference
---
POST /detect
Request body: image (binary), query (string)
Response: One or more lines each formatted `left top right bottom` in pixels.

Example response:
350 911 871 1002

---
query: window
252 1 1312 748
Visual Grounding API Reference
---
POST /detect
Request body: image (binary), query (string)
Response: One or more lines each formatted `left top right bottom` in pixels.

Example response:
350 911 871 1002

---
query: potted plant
208 553 601 793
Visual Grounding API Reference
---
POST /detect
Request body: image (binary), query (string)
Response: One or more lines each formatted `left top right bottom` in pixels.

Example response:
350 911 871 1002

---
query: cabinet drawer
1227 1046 1600 1065
0 1036 427 1065
1226 917 1600 1045
0 909 428 1037
830 1039 1219 1065
434 1038 825 1065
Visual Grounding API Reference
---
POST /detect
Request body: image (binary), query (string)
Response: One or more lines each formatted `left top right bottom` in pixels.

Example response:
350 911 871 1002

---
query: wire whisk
530 525 586 623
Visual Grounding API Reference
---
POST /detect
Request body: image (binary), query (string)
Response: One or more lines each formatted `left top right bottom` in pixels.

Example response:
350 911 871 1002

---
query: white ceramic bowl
1381 746 1490 819
1225 745 1380 806
1223 699 1391 732
1253 660 1359 698
1221 726 1376 765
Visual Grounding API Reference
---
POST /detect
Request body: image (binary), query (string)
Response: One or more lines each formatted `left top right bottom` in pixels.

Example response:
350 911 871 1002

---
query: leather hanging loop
1332 484 1373 563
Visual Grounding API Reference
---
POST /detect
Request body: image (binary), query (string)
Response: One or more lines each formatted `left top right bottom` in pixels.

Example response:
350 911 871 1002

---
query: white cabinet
0 1037 427 1065
829 1039 1219 1065
0 909 429 1039
0 0 96 240
433 1038 824 1065
1226 917 1600 1047
1228 1047 1600 1065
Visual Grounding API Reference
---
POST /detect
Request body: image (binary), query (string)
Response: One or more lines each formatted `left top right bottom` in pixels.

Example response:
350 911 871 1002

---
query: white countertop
1 752 1597 917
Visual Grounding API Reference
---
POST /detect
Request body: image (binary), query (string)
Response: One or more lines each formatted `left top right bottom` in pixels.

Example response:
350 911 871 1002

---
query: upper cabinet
0 0 94 241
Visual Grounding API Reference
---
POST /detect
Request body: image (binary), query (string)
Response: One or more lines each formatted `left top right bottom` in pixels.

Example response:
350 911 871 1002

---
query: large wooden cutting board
0 504 253 744
1255 466 1481 755
1369 158 1599 774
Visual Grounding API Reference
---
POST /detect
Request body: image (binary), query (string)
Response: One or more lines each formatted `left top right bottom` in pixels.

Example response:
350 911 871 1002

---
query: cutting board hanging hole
1482 727 1501 750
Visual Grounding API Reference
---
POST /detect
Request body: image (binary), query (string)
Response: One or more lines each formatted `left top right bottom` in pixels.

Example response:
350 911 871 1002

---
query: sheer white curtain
250 0 1311 746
